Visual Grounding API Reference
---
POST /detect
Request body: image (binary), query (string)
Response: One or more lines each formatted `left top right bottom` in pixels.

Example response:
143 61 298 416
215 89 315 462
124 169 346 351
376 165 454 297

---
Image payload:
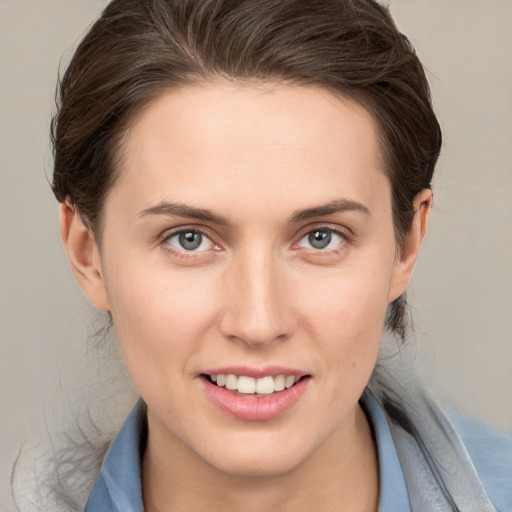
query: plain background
1 0 511 504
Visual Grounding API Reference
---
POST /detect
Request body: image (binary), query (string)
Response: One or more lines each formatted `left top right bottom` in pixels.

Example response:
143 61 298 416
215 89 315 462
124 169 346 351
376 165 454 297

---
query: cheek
103 263 221 389
299 262 391 335
294 262 391 380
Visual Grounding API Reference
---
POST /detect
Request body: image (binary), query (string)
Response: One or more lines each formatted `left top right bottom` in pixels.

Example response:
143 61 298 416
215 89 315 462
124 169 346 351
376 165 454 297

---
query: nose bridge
220 245 293 346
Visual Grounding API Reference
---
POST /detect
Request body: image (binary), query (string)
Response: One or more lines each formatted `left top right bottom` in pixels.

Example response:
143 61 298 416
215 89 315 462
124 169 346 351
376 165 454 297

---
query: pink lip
200 373 310 422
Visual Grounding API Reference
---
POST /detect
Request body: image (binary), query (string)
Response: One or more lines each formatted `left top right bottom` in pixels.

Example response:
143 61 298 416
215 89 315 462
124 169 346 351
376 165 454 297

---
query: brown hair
51 0 442 337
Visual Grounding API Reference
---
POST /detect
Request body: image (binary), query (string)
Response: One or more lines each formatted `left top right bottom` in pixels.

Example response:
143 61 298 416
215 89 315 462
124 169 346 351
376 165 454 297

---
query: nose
219 250 295 348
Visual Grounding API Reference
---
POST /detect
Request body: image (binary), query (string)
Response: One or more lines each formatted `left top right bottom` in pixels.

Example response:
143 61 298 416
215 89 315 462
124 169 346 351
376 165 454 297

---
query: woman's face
70 83 423 476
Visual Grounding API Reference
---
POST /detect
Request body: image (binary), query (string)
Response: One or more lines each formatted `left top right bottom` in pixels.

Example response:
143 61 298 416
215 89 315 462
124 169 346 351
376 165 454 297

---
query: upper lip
201 365 309 379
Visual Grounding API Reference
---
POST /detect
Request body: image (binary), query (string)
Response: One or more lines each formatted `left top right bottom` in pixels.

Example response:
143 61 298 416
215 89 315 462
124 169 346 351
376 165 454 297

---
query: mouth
200 366 311 420
203 373 307 396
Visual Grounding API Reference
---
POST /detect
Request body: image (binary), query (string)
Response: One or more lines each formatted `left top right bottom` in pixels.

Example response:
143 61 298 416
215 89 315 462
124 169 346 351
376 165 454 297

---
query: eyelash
160 227 219 259
159 225 351 259
294 226 351 254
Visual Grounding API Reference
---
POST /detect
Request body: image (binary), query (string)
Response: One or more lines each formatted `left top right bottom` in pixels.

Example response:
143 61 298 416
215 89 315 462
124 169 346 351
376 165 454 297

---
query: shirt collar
86 402 146 511
362 393 412 512
87 396 410 511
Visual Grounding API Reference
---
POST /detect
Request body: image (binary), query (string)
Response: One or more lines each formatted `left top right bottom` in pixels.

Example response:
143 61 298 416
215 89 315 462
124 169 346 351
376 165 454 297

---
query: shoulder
448 408 512 511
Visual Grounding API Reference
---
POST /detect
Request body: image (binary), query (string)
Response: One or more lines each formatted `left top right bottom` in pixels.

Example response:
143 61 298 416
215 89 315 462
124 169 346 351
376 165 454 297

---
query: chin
197 433 314 478
211 453 305 479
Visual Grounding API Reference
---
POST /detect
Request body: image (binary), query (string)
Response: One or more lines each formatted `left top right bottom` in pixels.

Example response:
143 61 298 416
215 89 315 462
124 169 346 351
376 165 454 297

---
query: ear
388 189 432 303
60 202 110 311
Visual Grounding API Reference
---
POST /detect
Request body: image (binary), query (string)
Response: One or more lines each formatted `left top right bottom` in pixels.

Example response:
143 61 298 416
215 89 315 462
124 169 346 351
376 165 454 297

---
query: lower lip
201 377 310 421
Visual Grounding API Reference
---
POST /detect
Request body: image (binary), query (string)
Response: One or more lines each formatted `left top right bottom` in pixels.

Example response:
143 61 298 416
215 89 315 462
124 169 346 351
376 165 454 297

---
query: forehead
112 82 389 219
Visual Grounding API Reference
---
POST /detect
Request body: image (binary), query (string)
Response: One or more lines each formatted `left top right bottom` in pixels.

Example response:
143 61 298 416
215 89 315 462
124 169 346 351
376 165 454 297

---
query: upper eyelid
157 223 351 251
294 223 351 240
159 226 220 253
159 228 219 259
292 225 352 252
299 228 346 242
161 225 215 241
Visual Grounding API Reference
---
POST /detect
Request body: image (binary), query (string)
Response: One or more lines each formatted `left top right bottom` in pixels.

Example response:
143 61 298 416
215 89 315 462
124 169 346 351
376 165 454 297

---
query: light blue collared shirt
85 396 512 512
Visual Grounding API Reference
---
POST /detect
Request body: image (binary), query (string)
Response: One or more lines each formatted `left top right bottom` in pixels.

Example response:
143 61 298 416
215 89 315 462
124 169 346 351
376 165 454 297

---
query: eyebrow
138 202 229 226
289 199 371 223
138 198 370 225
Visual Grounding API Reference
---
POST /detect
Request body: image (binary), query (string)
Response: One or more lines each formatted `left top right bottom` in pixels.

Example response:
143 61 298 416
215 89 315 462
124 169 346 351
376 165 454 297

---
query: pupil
309 230 331 249
179 231 202 250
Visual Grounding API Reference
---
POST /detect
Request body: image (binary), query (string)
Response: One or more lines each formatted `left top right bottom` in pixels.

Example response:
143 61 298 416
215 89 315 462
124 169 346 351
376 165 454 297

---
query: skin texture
61 83 431 511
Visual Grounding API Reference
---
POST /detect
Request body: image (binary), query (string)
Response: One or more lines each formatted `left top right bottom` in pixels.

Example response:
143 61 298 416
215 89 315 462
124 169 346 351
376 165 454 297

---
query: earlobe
388 189 432 303
60 202 110 311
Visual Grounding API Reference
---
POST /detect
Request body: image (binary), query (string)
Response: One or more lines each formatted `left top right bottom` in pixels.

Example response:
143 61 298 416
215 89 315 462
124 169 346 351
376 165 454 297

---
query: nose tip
225 303 289 348
219 259 294 347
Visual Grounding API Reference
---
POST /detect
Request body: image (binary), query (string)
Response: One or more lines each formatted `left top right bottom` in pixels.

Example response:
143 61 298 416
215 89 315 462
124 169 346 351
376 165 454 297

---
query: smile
208 374 300 395
201 370 311 421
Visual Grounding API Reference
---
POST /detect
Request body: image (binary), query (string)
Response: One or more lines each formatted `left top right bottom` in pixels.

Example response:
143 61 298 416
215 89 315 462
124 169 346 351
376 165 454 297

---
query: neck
142 405 379 512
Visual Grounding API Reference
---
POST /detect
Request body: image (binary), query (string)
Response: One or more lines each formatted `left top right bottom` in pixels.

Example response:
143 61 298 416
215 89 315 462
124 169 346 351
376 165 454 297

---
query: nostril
218 276 295 346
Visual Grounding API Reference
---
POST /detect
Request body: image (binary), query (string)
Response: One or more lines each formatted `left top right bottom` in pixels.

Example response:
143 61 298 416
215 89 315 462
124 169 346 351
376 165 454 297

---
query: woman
12 0 512 510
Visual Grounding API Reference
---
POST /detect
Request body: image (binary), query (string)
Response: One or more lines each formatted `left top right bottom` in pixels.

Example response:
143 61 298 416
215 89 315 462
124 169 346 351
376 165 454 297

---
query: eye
298 229 345 251
165 230 214 252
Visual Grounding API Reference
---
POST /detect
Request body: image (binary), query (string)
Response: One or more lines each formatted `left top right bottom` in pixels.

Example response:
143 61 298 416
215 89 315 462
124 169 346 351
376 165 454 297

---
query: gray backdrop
1 0 511 503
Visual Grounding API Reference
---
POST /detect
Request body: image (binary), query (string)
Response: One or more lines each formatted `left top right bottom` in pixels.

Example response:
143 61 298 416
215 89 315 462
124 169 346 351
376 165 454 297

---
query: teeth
225 374 238 390
285 375 295 389
274 375 285 392
211 374 300 394
256 376 274 394
237 376 256 394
